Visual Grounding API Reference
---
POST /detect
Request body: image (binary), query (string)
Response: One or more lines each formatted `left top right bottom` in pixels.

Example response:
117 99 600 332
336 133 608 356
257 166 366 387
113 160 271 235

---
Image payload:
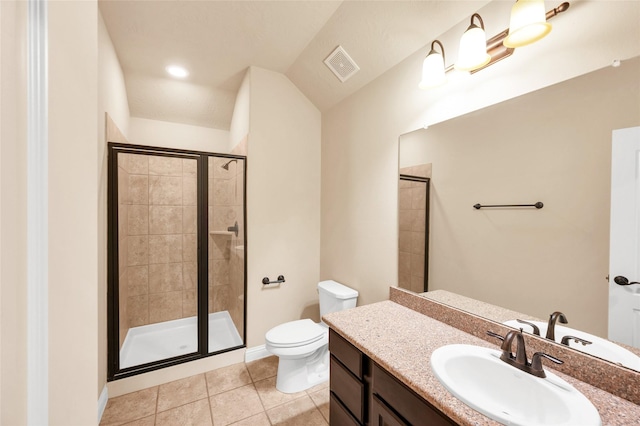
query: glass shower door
115 151 201 370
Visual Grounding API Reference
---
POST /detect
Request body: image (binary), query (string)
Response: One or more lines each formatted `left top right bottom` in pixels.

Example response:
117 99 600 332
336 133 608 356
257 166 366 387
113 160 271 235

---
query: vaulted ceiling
99 1 491 130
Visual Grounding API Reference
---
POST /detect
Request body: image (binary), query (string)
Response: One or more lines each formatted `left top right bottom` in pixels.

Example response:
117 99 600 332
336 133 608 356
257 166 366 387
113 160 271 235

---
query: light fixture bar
444 2 569 74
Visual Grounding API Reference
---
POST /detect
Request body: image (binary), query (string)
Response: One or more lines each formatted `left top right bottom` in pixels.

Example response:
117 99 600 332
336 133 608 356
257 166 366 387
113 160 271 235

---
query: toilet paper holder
262 275 285 285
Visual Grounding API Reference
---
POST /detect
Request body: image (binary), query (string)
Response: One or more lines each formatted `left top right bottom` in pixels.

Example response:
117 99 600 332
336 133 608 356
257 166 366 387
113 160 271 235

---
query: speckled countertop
323 301 640 426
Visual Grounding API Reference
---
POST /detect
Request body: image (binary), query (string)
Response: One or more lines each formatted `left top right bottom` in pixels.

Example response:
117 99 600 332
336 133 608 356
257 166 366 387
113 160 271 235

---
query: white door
609 126 640 348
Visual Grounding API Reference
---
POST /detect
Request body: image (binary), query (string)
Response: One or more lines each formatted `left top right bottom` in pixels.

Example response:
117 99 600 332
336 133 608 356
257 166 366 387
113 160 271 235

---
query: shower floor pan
120 311 242 369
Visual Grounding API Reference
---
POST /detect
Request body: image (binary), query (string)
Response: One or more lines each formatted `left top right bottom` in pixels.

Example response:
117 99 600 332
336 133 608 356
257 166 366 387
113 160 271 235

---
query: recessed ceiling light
166 65 189 78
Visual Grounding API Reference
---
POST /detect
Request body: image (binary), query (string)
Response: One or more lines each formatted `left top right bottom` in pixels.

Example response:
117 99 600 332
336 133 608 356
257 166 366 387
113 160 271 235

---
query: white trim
244 345 271 363
26 0 48 424
97 386 109 423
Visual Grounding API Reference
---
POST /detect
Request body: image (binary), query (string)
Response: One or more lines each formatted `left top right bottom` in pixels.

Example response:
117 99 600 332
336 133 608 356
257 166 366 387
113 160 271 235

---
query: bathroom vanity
329 328 455 425
323 298 640 426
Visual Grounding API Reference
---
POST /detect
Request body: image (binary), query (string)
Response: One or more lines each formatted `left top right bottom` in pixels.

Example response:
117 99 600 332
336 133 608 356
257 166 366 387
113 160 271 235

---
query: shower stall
107 143 246 380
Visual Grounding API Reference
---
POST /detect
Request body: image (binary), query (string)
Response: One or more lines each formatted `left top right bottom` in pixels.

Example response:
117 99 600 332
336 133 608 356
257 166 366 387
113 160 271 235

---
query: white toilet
265 280 359 393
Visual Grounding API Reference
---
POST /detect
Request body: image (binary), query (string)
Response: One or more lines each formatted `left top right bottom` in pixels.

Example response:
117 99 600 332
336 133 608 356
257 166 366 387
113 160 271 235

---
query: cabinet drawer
370 394 408 426
330 355 365 422
329 329 363 379
330 392 360 426
372 363 456 426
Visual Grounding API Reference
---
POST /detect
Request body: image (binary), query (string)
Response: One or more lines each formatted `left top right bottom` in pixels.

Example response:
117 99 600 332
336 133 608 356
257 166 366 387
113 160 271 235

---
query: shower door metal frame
399 174 430 292
107 142 247 381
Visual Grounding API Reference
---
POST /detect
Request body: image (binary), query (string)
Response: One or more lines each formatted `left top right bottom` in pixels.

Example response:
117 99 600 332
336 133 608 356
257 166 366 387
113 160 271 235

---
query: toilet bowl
265 280 358 393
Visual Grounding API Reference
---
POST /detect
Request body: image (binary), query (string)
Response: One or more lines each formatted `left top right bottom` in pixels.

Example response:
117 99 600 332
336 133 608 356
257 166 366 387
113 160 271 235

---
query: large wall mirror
398 56 640 371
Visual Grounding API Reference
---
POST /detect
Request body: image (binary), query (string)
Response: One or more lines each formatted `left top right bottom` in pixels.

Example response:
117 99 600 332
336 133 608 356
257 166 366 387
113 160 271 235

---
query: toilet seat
265 319 326 348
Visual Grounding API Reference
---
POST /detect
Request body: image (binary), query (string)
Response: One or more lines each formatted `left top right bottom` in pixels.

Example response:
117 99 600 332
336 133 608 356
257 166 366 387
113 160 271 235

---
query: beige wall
401 59 640 338
246 67 321 347
98 9 130 398
0 1 28 424
48 1 99 423
321 1 640 309
129 117 230 153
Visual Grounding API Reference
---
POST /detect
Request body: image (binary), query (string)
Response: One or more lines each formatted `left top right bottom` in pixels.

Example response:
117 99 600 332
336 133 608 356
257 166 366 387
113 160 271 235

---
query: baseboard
97 385 109 423
244 345 271 363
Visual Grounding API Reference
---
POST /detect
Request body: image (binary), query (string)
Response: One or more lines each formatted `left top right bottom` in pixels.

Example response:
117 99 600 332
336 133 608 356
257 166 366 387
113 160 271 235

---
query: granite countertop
323 300 640 426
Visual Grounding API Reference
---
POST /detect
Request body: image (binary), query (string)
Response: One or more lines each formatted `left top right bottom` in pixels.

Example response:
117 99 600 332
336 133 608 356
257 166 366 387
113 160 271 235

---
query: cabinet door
370 395 408 426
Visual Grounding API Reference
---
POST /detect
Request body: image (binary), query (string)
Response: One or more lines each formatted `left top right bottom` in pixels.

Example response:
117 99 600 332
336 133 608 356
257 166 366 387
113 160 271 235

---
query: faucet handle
516 319 541 336
486 330 505 341
530 352 563 378
560 335 592 347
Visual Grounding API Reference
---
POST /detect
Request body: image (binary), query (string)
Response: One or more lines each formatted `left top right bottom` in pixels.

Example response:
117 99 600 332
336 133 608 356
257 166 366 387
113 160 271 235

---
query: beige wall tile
411 186 426 209
399 230 411 253
148 235 182 264
212 285 232 313
183 176 197 206
413 209 425 232
210 234 231 260
125 153 149 175
208 178 215 205
149 156 183 176
118 167 129 205
128 205 149 235
410 253 424 278
148 263 183 294
183 234 197 262
119 235 129 276
149 291 183 323
127 236 149 266
182 158 197 176
399 188 412 210
399 251 410 276
183 262 197 290
128 265 149 296
182 290 197 317
119 203 129 239
128 175 149 205
128 295 149 327
212 206 240 233
411 230 425 255
410 274 426 293
399 209 414 232
213 179 234 206
183 206 197 234
149 206 183 234
149 176 182 206
211 259 230 286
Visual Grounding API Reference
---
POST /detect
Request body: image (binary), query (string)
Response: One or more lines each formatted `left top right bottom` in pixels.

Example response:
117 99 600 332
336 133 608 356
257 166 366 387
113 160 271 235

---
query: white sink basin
503 320 640 371
431 344 601 426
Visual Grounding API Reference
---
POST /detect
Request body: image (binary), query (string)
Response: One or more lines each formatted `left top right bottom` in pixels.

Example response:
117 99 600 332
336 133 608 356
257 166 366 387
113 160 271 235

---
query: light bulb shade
419 51 446 89
455 26 491 71
504 0 551 48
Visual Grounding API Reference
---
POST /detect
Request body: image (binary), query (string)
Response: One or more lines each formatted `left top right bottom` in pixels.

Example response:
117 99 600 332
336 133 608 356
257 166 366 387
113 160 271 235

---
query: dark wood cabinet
329 329 458 426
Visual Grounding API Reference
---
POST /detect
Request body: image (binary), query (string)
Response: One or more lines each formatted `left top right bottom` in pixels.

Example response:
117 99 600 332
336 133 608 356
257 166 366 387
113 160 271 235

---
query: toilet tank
318 280 359 320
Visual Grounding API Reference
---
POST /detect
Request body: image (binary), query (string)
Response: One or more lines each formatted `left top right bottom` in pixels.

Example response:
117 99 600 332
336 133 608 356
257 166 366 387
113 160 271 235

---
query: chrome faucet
488 329 563 378
546 311 568 341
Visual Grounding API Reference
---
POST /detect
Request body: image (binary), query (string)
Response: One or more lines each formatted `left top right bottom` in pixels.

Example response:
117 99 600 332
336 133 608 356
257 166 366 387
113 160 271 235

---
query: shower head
221 159 237 170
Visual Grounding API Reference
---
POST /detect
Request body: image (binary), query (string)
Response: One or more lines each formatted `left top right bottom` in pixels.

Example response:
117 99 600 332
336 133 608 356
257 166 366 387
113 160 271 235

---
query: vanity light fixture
419 40 447 89
165 65 189 79
504 0 552 48
455 14 491 72
419 1 569 89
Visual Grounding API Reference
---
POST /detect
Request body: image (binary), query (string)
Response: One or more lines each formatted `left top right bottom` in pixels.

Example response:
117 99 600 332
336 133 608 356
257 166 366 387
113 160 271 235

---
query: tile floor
100 356 329 426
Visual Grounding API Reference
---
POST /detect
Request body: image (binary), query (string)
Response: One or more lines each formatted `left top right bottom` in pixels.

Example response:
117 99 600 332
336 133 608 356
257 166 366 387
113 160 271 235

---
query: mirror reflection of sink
431 344 601 426
503 320 640 370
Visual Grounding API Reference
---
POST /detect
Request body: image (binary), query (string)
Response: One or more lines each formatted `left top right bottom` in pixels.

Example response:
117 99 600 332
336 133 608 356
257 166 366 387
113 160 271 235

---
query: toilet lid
266 319 326 348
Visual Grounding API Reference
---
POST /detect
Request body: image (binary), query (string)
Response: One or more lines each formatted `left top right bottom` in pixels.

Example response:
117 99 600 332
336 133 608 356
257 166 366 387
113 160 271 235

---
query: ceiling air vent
324 45 360 83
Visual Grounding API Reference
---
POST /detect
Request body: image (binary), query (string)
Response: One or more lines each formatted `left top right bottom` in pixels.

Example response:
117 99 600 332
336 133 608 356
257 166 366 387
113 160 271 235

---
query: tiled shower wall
208 157 245 340
398 164 431 293
120 153 199 334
